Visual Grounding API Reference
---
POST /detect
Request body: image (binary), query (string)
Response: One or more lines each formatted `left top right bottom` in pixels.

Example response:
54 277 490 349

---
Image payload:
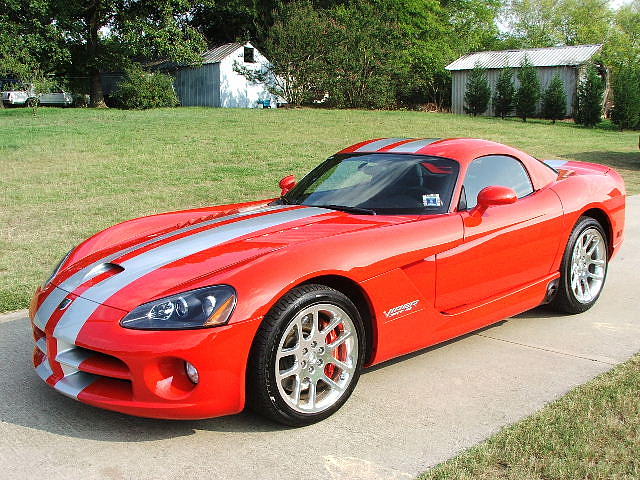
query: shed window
244 47 255 63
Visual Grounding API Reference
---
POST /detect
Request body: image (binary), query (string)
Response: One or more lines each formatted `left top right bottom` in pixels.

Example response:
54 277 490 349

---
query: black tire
549 216 608 314
247 284 365 426
26 97 40 108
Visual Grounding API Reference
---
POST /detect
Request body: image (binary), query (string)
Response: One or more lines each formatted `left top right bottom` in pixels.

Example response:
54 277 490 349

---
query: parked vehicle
2 85 73 107
2 89 29 106
30 138 625 426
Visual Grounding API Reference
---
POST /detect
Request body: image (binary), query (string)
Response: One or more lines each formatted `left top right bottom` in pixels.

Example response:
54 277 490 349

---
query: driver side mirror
469 185 517 217
279 175 297 196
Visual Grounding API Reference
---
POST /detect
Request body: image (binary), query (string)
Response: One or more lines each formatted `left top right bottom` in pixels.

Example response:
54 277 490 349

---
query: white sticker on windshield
423 194 441 207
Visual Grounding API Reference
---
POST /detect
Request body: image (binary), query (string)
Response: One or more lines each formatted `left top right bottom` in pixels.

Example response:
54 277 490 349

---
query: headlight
42 248 74 288
120 285 237 330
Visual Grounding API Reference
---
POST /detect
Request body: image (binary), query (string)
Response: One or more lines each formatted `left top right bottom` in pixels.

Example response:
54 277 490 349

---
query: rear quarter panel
549 166 626 270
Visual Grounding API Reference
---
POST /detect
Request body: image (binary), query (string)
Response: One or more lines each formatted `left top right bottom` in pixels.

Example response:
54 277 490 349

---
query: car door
435 154 564 312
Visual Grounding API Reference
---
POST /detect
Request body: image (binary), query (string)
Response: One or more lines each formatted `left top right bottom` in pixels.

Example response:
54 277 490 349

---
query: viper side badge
384 300 419 318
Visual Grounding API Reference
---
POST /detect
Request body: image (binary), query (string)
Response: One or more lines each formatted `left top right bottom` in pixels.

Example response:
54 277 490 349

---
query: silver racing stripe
35 357 54 380
355 138 407 152
53 206 329 344
33 287 71 330
386 138 440 153
544 159 568 169
54 296 107 344
34 204 287 330
53 372 96 399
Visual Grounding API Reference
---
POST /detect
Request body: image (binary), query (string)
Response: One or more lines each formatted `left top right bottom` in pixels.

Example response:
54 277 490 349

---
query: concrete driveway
1 196 638 480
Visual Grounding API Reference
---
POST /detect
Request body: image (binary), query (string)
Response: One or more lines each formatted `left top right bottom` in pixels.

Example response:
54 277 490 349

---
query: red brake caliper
324 323 344 379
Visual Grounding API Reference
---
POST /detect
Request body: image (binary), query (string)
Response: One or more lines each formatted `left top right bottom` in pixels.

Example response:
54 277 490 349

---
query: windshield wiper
315 204 376 215
271 196 295 205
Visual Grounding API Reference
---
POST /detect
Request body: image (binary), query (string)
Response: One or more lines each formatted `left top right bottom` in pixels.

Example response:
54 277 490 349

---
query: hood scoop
82 262 125 283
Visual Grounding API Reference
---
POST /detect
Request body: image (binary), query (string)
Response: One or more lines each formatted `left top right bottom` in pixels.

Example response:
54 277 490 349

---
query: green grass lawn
0 107 639 313
420 353 640 480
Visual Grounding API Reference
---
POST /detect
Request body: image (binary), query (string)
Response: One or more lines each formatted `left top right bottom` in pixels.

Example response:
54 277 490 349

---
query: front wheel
247 284 365 426
549 216 608 314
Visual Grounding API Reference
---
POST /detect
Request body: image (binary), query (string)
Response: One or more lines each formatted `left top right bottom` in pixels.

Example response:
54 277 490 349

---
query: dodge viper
30 138 626 426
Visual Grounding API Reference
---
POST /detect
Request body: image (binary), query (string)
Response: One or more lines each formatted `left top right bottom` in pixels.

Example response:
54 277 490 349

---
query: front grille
32 325 133 400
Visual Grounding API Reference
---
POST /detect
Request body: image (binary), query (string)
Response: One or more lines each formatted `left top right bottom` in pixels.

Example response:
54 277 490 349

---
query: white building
172 42 280 108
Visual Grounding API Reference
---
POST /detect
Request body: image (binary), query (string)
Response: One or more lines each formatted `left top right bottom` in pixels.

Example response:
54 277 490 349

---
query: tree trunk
87 1 107 108
89 69 106 108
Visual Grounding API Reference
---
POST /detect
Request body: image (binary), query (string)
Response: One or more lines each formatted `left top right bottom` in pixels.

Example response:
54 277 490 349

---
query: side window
462 155 534 209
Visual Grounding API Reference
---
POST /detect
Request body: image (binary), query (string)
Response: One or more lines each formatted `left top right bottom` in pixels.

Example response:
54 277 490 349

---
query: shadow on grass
560 151 640 171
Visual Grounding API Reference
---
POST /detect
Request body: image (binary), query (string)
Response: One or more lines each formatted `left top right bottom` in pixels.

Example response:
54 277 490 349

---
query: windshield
281 153 460 215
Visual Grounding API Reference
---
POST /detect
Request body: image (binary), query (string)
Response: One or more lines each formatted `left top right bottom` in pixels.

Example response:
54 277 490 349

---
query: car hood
52 202 407 311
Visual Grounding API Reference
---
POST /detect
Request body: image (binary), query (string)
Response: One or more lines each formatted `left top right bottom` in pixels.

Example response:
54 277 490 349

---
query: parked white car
2 90 29 106
2 87 73 107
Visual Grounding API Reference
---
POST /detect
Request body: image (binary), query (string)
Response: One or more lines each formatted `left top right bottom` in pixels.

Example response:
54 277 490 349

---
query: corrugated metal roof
445 44 603 71
202 43 244 64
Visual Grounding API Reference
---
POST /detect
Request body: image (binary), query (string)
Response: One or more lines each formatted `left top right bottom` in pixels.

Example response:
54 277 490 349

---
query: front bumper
30 286 260 419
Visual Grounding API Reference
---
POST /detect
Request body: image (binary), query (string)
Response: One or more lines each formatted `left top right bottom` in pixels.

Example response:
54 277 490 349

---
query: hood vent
82 262 125 283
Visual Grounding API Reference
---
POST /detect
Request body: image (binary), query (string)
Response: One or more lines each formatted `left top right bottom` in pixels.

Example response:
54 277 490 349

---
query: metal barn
446 44 603 116
171 42 280 108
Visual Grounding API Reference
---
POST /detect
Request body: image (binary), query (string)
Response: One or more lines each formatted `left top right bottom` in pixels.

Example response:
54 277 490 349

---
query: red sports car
30 138 626 426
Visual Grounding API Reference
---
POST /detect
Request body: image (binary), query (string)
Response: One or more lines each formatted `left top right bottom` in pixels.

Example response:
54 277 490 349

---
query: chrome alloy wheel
275 303 358 414
570 227 606 304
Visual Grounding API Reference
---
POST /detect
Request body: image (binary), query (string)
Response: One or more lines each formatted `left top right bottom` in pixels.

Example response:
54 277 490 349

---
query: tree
50 0 211 107
493 67 515 118
323 0 403 109
0 0 69 97
199 0 502 109
112 67 179 109
606 1 640 68
234 1 328 106
392 0 501 109
610 63 640 130
575 65 604 127
542 74 567 123
463 64 491 116
515 58 540 121
501 0 613 47
190 0 259 47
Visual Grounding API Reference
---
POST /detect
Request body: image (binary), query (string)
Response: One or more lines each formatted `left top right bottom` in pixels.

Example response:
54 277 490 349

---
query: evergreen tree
611 63 640 130
515 57 540 121
493 67 515 119
575 65 605 127
464 64 491 116
542 74 567 123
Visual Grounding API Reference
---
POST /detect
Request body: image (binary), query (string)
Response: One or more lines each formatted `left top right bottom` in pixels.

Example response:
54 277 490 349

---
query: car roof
338 137 558 191
338 138 531 165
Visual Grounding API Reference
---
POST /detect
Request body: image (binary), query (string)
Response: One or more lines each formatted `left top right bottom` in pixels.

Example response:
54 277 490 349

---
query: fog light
185 361 199 384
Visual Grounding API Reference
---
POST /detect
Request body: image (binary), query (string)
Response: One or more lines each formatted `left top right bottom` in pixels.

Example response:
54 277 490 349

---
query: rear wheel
247 284 365 426
549 217 608 314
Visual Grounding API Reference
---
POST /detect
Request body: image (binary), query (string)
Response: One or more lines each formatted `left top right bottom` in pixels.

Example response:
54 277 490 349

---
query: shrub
575 65 604 127
515 57 540 121
464 64 491 116
493 67 515 119
611 63 640 130
542 74 567 123
113 67 179 109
